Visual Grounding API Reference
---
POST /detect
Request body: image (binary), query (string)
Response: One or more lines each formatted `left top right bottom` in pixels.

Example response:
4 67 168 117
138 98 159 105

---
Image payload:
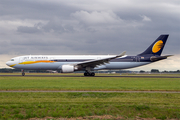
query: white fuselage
6 55 150 70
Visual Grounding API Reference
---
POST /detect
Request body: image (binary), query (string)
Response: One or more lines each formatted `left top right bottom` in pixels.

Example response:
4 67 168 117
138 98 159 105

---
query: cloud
71 10 122 25
0 0 180 70
42 18 75 33
70 10 145 34
140 15 152 22
17 26 41 33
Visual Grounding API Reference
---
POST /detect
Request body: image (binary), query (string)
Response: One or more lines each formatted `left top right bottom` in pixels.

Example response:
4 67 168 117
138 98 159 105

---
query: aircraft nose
6 61 10 66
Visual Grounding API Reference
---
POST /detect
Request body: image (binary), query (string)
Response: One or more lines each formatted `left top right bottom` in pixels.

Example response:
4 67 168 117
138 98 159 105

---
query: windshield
10 59 14 61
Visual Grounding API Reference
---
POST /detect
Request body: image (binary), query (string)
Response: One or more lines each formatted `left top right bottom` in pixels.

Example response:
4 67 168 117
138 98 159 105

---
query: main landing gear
21 69 25 76
84 67 95 76
84 71 95 76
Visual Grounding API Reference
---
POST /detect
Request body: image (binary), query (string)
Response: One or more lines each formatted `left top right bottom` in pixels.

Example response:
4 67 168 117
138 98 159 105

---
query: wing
74 51 126 68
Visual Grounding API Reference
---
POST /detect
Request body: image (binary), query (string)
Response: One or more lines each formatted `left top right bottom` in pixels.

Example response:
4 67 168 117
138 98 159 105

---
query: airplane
6 34 172 76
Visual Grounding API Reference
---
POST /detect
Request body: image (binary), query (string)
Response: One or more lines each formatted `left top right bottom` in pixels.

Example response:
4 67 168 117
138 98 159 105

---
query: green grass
0 75 180 119
0 76 180 91
0 92 180 119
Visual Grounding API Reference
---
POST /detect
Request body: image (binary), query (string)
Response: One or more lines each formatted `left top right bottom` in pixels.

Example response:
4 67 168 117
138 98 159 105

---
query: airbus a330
6 35 172 76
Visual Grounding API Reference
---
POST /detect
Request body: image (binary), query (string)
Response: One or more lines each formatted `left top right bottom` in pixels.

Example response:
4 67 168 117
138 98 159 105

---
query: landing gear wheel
84 72 91 76
84 72 95 76
21 69 25 76
22 72 25 76
84 72 90 76
90 72 95 76
84 72 88 76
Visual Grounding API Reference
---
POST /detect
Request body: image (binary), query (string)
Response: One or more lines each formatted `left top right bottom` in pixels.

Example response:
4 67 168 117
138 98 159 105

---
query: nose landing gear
21 69 25 76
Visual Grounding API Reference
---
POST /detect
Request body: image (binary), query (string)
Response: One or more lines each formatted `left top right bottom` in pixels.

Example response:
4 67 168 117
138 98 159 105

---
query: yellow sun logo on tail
152 40 164 53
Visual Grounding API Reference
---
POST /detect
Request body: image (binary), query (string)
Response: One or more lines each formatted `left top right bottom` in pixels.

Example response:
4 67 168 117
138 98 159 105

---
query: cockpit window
11 59 14 61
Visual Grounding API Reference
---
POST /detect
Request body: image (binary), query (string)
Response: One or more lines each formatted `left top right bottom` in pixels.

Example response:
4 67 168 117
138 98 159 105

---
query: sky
0 0 180 71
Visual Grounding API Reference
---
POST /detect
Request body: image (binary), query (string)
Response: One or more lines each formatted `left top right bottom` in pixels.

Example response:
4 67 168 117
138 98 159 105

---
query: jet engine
61 65 74 73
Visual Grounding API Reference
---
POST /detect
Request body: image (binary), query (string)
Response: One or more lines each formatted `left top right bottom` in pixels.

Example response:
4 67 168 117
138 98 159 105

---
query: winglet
117 51 126 57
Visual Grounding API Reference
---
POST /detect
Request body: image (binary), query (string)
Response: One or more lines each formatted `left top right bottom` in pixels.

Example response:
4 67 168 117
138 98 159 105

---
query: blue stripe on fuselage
49 55 158 62
49 56 152 62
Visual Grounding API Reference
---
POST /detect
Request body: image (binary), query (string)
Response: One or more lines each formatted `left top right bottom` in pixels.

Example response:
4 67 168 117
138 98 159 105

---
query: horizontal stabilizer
150 55 173 61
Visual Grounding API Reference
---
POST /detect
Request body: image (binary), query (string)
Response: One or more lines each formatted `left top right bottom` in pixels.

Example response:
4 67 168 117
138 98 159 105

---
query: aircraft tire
84 72 88 76
22 73 25 76
90 72 95 76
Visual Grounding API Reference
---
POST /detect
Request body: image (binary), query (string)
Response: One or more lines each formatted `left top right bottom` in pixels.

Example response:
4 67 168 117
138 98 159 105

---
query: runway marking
0 91 180 93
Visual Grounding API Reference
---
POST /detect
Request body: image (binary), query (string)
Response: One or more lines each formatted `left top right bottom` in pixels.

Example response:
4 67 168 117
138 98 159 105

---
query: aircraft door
19 57 24 64
136 56 140 62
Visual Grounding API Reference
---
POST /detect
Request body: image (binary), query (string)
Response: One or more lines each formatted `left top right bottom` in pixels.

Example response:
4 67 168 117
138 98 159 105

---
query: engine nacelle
61 65 74 73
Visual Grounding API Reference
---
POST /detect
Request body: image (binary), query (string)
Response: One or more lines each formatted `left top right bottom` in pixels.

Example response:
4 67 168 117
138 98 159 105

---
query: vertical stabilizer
138 35 169 56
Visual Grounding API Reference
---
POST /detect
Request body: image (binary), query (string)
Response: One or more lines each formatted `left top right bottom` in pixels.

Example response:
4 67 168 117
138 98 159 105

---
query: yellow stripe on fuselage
19 60 54 65
10 64 16 67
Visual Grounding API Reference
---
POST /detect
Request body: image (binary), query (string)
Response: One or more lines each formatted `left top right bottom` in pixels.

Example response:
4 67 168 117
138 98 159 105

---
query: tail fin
138 34 169 56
